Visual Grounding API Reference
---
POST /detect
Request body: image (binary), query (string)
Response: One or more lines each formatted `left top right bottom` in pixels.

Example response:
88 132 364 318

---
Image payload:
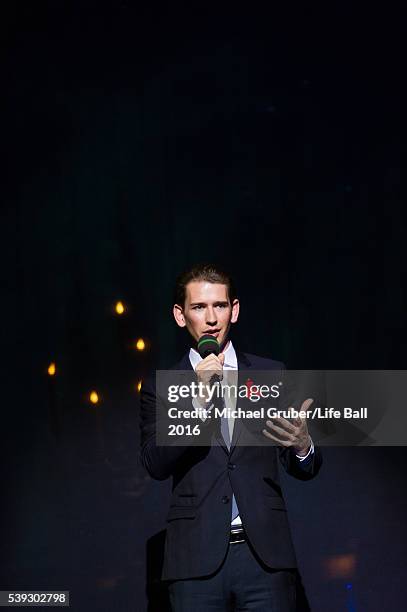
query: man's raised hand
262 398 313 455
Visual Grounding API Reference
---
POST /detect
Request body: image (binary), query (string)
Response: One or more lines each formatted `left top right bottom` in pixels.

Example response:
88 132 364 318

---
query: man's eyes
192 304 227 310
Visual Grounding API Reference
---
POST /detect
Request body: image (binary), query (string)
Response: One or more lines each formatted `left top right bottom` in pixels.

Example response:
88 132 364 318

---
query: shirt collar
189 339 238 370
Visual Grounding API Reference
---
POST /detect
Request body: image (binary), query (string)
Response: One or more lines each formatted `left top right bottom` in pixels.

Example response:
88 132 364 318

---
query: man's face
173 281 240 348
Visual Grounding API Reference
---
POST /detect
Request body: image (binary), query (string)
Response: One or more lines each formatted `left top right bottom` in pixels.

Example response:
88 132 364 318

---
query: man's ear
231 299 240 324
173 304 186 328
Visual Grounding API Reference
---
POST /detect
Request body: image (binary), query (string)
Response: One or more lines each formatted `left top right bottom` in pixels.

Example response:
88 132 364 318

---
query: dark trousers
168 540 297 611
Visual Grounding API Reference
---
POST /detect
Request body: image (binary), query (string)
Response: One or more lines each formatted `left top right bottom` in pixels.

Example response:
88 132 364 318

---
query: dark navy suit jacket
140 349 322 580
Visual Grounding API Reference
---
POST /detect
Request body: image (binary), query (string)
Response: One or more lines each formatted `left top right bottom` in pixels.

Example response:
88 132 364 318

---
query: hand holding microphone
195 335 225 405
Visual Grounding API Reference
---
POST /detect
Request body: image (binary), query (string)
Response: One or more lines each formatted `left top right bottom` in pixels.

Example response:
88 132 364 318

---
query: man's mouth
203 329 221 337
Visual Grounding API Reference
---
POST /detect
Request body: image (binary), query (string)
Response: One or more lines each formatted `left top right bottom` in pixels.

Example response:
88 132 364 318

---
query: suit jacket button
228 463 236 470
221 496 230 504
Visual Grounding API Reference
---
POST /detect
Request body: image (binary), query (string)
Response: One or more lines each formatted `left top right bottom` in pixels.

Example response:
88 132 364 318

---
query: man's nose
206 307 217 324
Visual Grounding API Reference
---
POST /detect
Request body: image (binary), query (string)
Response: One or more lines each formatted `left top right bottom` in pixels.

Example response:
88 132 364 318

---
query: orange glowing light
115 301 125 315
48 362 56 376
89 391 99 404
324 554 357 579
135 338 145 351
137 380 142 392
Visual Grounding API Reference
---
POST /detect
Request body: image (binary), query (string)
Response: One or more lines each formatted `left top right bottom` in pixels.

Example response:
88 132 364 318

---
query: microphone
197 334 220 358
197 335 223 390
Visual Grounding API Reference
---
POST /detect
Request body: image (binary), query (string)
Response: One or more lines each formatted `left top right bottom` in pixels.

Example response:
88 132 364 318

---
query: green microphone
197 334 220 358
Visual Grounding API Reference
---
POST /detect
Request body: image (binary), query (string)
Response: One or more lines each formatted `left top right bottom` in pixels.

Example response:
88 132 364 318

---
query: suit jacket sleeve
139 375 216 480
278 445 323 480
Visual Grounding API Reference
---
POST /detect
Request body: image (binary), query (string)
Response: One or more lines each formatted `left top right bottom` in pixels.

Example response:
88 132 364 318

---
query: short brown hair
174 263 237 307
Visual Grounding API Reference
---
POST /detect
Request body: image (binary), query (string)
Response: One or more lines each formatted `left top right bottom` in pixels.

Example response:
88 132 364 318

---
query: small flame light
115 301 125 315
48 362 56 376
89 391 99 404
135 338 145 351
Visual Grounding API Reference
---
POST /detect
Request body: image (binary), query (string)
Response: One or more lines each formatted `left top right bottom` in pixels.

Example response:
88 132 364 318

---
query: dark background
2 1 407 610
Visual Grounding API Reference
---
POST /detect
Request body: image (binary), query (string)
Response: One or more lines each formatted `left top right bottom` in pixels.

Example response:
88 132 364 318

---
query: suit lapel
229 351 252 455
174 352 193 371
174 351 229 453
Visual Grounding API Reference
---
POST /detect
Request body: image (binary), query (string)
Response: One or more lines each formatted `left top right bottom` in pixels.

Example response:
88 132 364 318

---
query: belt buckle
230 527 245 545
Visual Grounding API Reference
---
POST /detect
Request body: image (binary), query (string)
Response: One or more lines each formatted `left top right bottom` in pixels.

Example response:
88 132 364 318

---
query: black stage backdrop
2 2 407 611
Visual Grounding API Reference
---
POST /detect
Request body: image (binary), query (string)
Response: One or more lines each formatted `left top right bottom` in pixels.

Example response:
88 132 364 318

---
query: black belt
230 526 246 544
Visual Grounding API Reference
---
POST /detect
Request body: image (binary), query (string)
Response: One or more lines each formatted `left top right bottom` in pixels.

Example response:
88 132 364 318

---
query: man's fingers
202 354 223 366
283 399 313 425
266 421 295 441
262 429 291 446
197 354 224 371
268 417 296 433
301 398 314 411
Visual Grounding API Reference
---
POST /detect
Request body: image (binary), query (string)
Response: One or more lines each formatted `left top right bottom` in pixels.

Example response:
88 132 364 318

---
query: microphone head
197 334 220 358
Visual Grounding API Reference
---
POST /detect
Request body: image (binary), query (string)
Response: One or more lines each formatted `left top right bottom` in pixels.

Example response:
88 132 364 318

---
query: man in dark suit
140 264 322 611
